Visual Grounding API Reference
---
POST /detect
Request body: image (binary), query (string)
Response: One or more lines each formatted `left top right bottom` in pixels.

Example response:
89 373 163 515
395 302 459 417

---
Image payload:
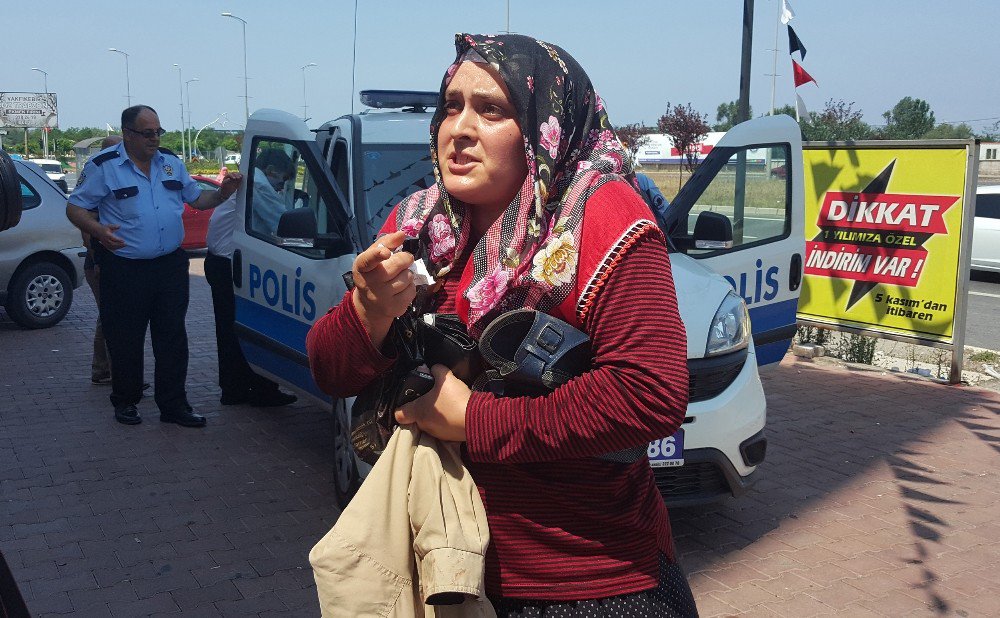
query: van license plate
647 430 684 468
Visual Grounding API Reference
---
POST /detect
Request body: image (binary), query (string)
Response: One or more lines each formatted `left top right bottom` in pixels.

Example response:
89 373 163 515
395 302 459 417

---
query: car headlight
706 291 750 356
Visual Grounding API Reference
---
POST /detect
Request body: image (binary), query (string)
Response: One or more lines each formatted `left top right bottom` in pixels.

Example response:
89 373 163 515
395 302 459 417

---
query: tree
658 102 709 188
614 123 652 164
714 100 752 132
922 123 974 139
977 120 1000 142
801 99 874 141
771 104 799 119
881 96 935 139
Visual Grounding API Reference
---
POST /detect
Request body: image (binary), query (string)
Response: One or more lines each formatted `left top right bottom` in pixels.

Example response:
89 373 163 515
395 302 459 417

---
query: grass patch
969 350 1000 363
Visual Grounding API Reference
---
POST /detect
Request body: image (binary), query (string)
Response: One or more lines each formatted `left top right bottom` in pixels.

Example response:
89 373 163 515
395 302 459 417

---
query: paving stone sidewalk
1 258 999 616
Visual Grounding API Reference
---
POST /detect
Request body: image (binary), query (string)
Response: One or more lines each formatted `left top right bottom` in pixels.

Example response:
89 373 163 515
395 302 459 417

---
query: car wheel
6 262 73 329
331 398 360 508
0 149 22 232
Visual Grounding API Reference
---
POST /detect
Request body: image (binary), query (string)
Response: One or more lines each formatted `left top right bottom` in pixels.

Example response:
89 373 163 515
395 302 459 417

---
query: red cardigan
306 181 689 601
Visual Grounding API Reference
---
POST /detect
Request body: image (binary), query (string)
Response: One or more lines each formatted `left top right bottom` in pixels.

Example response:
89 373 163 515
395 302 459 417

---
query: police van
230 91 804 507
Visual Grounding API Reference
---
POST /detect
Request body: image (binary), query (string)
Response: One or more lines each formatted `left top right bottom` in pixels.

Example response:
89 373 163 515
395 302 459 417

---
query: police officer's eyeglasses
125 126 167 139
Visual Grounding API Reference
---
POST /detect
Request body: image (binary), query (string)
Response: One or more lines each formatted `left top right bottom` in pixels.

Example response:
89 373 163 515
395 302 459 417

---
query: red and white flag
792 59 817 87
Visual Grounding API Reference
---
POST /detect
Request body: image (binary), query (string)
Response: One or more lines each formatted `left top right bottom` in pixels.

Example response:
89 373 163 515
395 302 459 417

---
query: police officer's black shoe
159 408 206 428
247 389 297 408
114 404 141 425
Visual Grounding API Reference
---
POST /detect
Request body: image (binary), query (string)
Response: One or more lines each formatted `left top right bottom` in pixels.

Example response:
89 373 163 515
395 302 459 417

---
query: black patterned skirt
489 554 698 618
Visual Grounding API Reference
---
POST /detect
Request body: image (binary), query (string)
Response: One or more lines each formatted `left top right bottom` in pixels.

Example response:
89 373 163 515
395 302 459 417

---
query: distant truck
228 91 805 507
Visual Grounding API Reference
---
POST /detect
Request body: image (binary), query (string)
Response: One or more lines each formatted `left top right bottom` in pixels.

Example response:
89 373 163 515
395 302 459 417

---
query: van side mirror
276 207 317 241
692 211 734 250
277 207 354 255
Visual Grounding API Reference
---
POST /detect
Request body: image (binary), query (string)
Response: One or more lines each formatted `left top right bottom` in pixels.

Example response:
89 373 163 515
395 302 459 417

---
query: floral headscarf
396 33 635 336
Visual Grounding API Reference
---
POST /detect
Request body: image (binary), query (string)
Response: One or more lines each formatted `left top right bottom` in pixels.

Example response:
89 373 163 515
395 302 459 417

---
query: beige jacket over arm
310 425 495 617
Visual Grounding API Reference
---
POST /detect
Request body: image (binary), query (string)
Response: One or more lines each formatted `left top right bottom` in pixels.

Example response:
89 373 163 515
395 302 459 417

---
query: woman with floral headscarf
307 34 697 616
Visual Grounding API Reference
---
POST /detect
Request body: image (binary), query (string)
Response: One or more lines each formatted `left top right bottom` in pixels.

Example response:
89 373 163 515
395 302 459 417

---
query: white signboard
0 92 58 128
635 131 768 166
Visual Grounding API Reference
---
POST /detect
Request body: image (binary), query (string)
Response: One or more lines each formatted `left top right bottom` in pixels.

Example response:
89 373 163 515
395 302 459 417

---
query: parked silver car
0 157 86 328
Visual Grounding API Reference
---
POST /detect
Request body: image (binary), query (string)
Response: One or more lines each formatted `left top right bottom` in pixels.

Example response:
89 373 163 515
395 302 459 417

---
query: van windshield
360 144 434 241
39 163 62 173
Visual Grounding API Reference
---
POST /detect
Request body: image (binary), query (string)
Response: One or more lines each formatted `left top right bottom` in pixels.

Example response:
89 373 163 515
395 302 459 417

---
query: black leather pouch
477 309 591 397
348 232 482 465
476 308 647 464
418 314 481 383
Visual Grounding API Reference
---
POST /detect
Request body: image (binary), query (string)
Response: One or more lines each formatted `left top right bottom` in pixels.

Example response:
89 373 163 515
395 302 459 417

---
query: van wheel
0 149 22 232
331 398 360 507
6 262 73 329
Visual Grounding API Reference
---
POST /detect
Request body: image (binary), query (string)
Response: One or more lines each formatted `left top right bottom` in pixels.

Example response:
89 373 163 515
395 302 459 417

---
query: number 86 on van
647 431 684 468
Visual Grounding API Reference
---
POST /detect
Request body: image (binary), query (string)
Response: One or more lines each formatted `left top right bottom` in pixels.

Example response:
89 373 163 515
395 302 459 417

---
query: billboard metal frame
797 139 979 384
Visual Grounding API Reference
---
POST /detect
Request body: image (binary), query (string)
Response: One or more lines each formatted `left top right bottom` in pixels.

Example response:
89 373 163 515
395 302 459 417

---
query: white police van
230 91 804 507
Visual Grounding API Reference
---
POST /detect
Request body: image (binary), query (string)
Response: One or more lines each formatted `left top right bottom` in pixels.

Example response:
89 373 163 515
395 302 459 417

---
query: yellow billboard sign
797 144 971 343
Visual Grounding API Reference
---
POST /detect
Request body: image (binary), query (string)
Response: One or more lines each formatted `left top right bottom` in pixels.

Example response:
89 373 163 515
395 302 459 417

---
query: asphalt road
966 270 1000 350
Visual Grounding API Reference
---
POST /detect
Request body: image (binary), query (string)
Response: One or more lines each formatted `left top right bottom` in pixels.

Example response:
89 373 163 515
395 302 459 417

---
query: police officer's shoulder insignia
91 150 120 166
163 164 174 177
77 170 87 185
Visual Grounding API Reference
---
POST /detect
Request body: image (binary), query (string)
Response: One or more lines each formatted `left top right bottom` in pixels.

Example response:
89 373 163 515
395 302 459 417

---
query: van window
360 144 434 242
976 193 1000 220
682 145 792 256
20 178 41 210
247 138 350 259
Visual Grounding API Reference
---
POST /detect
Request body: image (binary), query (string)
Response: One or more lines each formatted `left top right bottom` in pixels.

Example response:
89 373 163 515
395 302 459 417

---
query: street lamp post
221 12 250 125
108 48 131 107
185 78 199 161
31 67 49 157
173 64 186 161
193 116 224 162
301 62 317 122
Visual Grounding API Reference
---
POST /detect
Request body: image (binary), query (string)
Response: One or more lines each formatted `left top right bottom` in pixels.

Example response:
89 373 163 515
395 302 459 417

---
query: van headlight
706 291 750 356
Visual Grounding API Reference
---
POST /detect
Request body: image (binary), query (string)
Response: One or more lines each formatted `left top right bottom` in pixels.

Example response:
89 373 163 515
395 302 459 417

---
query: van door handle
789 253 802 291
232 249 242 288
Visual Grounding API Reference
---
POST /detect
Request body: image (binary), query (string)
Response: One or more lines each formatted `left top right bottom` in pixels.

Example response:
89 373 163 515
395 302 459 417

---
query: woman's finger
356 231 406 273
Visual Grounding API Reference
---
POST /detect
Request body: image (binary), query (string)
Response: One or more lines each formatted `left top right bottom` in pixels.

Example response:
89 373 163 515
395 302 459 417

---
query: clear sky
3 0 998 134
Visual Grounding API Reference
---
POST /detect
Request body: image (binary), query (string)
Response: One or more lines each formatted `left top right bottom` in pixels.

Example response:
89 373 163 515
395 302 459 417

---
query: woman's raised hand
351 230 416 349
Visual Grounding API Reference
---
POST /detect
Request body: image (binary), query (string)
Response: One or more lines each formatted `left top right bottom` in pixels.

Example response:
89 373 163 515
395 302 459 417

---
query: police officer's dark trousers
99 248 190 413
203 251 278 398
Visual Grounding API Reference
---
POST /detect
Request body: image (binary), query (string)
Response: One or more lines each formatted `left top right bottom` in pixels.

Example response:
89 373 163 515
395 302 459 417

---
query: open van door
231 109 358 401
231 109 362 503
664 115 804 366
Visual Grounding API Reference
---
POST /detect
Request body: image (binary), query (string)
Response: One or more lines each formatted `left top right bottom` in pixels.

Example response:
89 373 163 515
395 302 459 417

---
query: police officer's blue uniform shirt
70 142 202 259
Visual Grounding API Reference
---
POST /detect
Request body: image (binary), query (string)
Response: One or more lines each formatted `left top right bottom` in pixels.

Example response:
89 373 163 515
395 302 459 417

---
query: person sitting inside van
250 148 295 236
636 172 670 233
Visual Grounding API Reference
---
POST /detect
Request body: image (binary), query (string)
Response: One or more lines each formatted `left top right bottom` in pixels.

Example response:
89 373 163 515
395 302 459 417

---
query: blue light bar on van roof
359 90 438 110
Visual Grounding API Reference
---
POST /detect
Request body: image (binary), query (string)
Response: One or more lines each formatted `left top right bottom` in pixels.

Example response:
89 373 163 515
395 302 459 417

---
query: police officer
67 105 242 427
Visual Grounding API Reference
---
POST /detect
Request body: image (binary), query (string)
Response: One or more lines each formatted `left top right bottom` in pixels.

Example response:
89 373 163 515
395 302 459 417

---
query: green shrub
969 350 1000 364
842 333 877 364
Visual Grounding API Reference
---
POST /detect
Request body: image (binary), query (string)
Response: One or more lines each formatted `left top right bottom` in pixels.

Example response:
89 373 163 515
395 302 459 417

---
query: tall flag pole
768 0 784 116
